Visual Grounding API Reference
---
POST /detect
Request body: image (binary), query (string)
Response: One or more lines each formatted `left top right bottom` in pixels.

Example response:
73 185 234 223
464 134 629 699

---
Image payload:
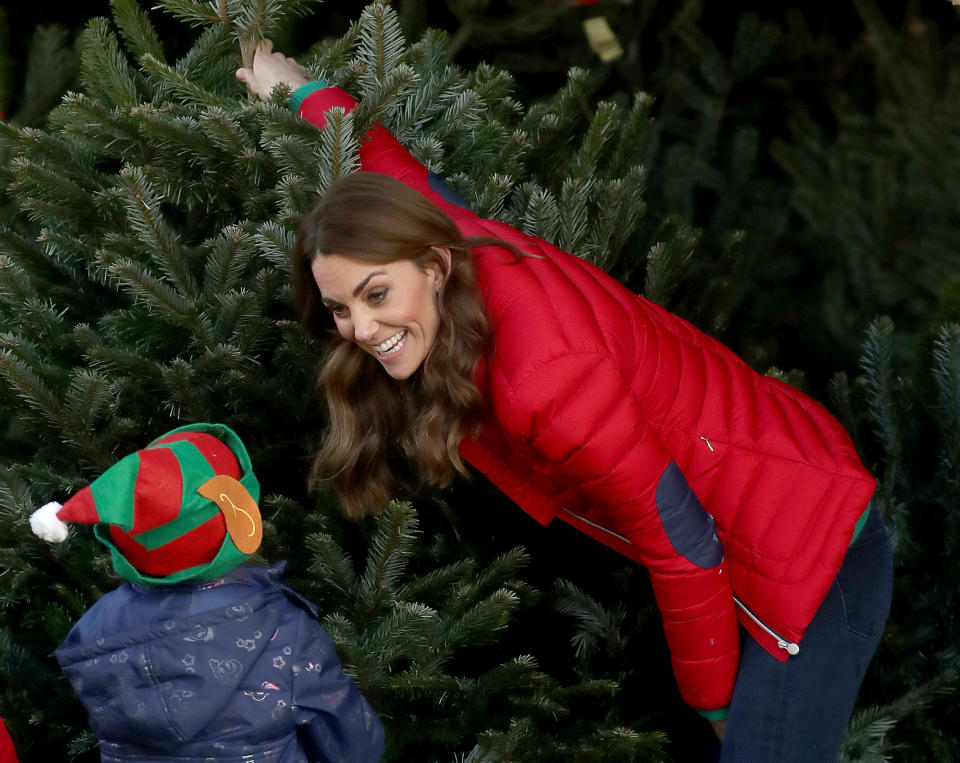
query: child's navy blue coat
56 563 384 762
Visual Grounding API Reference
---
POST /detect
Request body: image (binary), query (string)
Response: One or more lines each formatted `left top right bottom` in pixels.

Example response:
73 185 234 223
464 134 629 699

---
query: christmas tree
0 1 701 759
2 0 958 759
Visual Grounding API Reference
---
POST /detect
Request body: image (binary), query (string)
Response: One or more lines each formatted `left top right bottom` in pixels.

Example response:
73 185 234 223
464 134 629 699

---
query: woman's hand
235 39 309 101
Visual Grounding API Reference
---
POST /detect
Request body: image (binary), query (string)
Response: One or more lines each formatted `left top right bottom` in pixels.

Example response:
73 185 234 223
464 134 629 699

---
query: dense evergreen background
0 0 958 760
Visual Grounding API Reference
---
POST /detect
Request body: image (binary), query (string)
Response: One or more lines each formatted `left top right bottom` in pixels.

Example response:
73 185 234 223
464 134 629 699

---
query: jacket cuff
696 707 729 721
288 81 328 114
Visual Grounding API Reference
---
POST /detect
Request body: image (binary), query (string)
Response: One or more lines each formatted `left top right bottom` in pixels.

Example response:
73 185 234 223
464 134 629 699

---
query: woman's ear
429 246 453 290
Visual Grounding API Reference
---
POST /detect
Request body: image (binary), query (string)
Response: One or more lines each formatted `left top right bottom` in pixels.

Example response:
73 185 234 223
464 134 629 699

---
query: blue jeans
719 506 893 762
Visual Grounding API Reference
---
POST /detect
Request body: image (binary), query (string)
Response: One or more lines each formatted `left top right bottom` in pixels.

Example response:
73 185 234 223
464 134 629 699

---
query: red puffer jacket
295 84 877 712
0 715 18 763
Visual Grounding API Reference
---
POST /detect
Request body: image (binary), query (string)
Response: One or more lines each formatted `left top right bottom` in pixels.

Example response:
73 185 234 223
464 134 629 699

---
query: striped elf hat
29 423 262 585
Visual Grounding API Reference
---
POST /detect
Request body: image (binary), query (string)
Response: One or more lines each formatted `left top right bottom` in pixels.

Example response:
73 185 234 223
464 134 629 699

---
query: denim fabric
719 507 893 762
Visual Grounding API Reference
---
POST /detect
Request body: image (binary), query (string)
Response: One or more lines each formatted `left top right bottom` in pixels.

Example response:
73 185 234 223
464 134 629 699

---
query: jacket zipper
733 595 799 655
561 509 800 657
559 508 633 544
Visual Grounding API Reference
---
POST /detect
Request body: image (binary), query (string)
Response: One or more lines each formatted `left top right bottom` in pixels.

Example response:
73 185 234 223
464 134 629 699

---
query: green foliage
290 500 658 760
160 0 321 67
2 0 957 758
397 0 572 61
821 312 960 760
0 2 676 759
0 19 78 130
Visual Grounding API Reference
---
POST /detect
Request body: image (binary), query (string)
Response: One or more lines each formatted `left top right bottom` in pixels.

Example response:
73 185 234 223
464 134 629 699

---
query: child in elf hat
29 423 384 763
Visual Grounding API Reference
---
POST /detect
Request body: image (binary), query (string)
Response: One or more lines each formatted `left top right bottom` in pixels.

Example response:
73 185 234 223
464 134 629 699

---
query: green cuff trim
696 707 729 721
849 502 872 546
288 81 328 113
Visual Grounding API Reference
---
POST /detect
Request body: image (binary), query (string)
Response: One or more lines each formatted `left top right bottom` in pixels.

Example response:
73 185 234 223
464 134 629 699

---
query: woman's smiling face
311 252 446 380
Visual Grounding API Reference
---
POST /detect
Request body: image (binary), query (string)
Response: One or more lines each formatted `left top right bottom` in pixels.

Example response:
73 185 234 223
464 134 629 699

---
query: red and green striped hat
29 423 262 585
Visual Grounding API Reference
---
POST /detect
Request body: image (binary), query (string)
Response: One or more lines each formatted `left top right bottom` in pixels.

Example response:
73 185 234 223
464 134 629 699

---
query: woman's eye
329 305 347 318
369 289 387 304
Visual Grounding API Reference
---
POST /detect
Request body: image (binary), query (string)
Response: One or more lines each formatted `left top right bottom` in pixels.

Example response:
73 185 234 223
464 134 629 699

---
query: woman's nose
353 313 379 344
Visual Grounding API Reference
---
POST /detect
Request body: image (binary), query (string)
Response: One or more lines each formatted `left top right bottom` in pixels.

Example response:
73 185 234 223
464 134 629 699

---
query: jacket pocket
833 510 893 640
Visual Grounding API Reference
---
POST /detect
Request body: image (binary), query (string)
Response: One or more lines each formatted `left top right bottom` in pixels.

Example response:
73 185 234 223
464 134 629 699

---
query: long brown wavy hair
294 172 517 518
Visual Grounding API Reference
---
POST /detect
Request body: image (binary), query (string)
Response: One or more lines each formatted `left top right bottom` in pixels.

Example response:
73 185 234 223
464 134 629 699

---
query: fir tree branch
301 19 361 82
15 26 77 128
839 670 957 762
316 107 360 193
394 559 476 603
159 356 207 420
439 588 520 650
103 255 214 349
0 343 64 431
140 53 236 111
253 222 294 271
111 0 166 66
47 92 143 163
173 25 237 87
0 256 39 307
305 531 359 609
351 64 421 139
429 88 484 144
355 3 407 95
274 173 317 221
357 601 437 670
158 0 227 27
83 341 163 380
554 579 627 663
522 185 560 244
557 176 592 255
7 141 108 229
356 501 418 622
198 107 257 160
570 101 621 184
202 224 256 298
610 92 654 179
60 369 119 470
214 289 270 354
79 18 142 109
473 174 513 219
408 135 445 172
116 165 200 299
860 317 902 462
644 217 699 308
932 324 960 478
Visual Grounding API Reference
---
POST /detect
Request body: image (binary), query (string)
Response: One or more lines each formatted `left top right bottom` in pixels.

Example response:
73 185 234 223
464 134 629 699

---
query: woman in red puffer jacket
238 41 893 763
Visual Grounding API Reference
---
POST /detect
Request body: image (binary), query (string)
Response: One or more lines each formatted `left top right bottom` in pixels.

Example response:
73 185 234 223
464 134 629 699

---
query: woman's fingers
236 38 308 100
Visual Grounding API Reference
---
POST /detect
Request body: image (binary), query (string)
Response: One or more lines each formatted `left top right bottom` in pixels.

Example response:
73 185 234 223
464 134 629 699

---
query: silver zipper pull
777 639 800 655
734 595 800 656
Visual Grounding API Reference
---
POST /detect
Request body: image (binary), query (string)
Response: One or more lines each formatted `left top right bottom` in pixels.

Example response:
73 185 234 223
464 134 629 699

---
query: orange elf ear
197 476 263 554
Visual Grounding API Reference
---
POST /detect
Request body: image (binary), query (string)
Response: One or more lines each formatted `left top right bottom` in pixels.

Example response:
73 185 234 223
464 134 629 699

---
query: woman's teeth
375 330 406 357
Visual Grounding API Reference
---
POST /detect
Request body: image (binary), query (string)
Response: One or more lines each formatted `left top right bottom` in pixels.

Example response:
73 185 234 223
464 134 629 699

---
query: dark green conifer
0 2 684 759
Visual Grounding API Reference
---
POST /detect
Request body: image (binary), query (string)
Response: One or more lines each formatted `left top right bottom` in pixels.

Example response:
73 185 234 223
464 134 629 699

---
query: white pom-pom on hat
30 501 68 543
